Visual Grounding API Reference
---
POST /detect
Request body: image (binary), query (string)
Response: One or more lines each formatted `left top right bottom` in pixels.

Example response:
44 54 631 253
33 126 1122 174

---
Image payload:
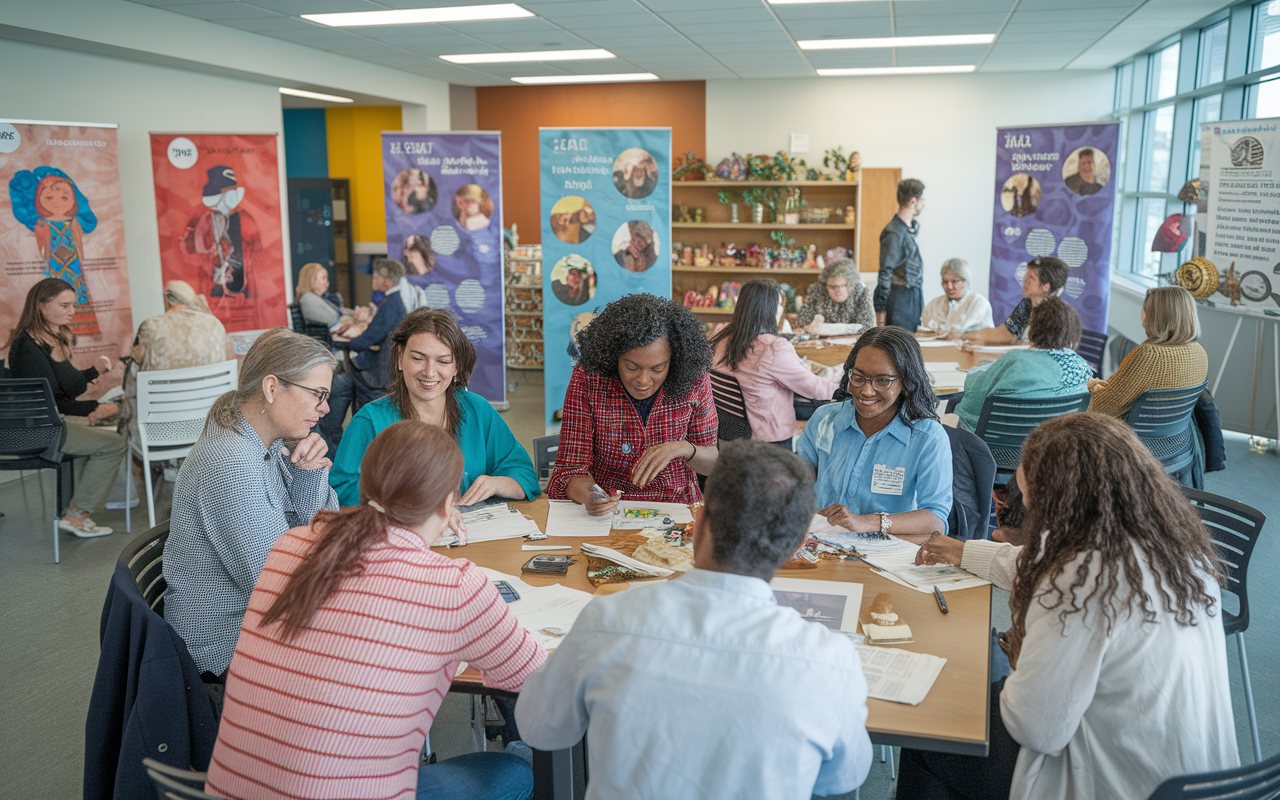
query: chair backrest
533 433 559 489
1146 749 1280 799
1183 487 1266 637
944 425 997 541
1127 382 1207 438
709 369 752 442
134 360 239 455
120 522 170 614
0 377 67 459
973 393 1091 471
1075 328 1108 377
289 303 334 349
142 758 217 800
289 303 305 332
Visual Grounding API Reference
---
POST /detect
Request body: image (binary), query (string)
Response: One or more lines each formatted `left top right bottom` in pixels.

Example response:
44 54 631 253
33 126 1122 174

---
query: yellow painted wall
326 106 402 243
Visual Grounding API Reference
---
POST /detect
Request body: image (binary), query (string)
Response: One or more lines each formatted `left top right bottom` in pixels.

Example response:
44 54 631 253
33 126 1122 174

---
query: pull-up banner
540 127 672 428
383 131 505 404
990 122 1119 334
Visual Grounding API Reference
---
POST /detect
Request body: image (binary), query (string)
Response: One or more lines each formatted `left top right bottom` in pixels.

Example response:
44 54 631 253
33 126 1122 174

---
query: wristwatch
877 511 893 536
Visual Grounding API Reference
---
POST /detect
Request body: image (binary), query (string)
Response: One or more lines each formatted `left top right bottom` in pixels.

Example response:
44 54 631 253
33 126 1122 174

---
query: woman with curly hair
796 326 951 536
796 257 876 331
548 293 718 514
903 413 1237 800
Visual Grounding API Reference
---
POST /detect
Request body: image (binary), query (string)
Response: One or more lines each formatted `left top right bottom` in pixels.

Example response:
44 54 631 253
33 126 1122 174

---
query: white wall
706 71 1115 305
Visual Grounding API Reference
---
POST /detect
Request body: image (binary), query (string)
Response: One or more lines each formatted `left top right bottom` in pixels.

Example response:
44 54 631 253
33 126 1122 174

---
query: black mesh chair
1127 382 1207 485
1184 487 1266 763
973 393 1091 482
1146 751 1280 799
288 304 334 349
709 370 752 442
0 378 74 563
1076 328 1108 377
533 434 559 493
119 522 170 615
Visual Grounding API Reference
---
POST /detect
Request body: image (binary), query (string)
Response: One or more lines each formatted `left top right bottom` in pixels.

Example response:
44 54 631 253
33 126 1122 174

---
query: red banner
149 133 287 333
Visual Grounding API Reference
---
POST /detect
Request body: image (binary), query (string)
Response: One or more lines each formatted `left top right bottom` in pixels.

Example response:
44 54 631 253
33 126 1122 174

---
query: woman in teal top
955 297 1091 431
330 308 539 512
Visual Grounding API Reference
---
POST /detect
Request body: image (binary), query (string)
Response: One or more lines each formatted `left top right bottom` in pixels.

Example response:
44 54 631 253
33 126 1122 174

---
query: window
1251 74 1280 117
1252 0 1280 71
1134 199 1170 280
1147 42 1181 102
1141 105 1176 192
1114 61 1134 112
1189 94 1223 180
1198 20 1229 86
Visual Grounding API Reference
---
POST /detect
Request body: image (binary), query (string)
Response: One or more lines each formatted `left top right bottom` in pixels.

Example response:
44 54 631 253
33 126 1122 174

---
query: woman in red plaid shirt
549 294 719 514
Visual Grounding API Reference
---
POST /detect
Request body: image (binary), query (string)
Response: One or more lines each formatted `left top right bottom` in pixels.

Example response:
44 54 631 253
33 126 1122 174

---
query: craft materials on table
862 592 913 643
545 499 615 536
855 645 947 706
769 576 865 633
580 542 676 584
611 501 694 530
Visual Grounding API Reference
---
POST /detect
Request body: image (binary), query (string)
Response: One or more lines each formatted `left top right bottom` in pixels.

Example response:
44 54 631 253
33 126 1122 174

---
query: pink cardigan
714 335 837 442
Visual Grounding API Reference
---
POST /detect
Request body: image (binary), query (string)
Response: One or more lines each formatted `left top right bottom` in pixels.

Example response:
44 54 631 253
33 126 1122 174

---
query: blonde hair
206 327 337 433
1143 286 1200 346
164 280 211 314
295 263 327 303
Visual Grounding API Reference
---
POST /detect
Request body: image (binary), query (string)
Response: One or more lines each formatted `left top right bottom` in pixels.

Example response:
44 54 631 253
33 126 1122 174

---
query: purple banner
990 122 1119 334
383 132 504 403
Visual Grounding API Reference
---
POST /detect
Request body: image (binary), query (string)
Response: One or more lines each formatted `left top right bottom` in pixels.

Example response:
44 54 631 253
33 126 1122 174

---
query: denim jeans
416 752 533 800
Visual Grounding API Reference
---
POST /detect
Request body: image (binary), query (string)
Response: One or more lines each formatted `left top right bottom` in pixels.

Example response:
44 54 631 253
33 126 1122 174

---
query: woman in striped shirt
206 420 545 800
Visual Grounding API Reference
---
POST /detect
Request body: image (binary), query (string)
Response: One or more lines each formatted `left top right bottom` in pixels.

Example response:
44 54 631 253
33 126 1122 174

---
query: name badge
870 464 905 495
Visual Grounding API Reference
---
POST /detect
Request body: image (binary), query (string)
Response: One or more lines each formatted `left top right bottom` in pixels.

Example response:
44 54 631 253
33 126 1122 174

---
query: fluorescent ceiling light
279 87 354 102
817 65 976 76
512 73 658 84
800 34 995 50
770 0 887 3
443 49 615 64
303 4 533 27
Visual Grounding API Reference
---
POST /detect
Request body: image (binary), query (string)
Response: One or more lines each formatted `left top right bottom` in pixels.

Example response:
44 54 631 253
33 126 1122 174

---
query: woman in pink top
711 280 839 445
206 420 545 800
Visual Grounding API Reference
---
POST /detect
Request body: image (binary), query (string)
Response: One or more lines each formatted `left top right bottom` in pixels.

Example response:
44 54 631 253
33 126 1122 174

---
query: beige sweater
1088 342 1208 417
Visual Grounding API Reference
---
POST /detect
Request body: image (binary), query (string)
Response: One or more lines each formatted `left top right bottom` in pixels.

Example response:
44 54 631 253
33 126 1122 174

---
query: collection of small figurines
671 148 859 183
673 151 711 181
683 279 803 314
821 146 861 181
673 205 706 223
673 240 824 272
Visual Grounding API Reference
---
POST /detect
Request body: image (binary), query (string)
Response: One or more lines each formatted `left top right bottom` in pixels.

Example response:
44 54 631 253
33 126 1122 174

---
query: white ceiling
125 0 1231 87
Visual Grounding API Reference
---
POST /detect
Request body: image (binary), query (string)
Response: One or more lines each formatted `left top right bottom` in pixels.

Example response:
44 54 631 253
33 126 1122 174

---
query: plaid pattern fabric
548 367 717 503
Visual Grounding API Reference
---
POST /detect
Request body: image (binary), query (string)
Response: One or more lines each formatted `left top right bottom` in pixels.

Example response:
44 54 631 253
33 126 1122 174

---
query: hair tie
367 499 386 513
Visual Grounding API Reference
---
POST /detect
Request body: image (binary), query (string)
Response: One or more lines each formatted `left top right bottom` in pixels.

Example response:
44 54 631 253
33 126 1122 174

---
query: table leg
532 740 586 800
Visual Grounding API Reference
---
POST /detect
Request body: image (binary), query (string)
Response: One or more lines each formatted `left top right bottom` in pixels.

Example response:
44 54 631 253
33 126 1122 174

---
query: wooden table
795 335 986 395
445 498 992 797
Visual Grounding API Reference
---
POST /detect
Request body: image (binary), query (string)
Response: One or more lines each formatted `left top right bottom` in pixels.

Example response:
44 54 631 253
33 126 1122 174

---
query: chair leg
144 457 156 529
53 515 59 564
120 446 132 534
1236 632 1262 763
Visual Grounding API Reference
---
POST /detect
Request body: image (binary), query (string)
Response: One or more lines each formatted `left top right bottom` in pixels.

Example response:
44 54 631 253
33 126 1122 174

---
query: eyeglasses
827 282 849 291
278 378 330 407
847 372 899 391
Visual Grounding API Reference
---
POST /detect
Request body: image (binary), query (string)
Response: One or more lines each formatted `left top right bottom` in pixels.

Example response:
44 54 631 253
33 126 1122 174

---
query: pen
933 585 949 614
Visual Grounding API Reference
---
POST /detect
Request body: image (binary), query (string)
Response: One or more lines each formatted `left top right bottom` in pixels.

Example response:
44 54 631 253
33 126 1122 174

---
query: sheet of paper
855 644 947 705
807 523 991 594
545 499 614 536
892 564 988 590
506 583 596 649
523 545 571 551
917 339 962 348
459 504 544 544
823 336 860 346
611 501 694 530
770 576 864 633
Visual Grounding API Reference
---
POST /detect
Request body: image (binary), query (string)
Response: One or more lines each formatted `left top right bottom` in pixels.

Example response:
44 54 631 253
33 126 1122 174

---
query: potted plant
823 146 849 180
717 189 743 223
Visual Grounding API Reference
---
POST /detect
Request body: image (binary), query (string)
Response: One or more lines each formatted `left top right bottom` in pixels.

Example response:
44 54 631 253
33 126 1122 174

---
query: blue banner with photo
383 131 505 403
540 127 672 428
989 122 1120 334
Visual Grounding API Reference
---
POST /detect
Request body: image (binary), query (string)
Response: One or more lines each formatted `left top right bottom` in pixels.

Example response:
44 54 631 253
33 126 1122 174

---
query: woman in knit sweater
953 298 1091 431
1088 286 1207 417
797 258 876 331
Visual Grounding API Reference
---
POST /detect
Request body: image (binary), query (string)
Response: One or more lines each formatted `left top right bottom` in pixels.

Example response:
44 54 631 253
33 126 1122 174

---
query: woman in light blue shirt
797 326 952 536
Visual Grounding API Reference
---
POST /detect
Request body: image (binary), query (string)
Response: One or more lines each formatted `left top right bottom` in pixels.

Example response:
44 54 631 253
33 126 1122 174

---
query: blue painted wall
282 108 328 178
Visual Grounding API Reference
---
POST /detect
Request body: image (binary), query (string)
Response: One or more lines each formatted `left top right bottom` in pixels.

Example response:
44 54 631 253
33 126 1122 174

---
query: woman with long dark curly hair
796 325 951 536
548 293 718 514
903 413 1237 800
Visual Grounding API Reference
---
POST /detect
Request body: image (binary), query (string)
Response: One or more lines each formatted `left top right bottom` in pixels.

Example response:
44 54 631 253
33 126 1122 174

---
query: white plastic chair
126 360 239 530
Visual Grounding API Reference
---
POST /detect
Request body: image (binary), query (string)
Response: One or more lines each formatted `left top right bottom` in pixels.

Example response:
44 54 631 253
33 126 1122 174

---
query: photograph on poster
401 233 436 277
612 220 660 272
1062 146 1111 196
391 167 437 214
1000 173 1041 218
451 184 493 231
551 254 596 306
549 195 596 244
773 591 846 630
613 147 658 199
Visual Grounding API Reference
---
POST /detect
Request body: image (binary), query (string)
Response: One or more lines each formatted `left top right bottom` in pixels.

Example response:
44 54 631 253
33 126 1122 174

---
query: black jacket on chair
83 562 218 800
945 425 997 541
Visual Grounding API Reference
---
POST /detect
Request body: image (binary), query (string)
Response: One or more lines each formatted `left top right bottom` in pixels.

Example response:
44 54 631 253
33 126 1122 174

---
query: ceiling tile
166 3 285 20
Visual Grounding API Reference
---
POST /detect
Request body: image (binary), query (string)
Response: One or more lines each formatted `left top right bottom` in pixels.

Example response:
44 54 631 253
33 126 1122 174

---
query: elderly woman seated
797 258 876 332
918 258 994 339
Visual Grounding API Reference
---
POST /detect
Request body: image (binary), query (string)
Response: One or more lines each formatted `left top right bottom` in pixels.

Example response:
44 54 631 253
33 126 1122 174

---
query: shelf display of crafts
861 592 914 645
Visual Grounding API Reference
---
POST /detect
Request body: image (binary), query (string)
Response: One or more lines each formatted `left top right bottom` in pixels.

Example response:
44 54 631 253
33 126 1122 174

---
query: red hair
34 176 78 220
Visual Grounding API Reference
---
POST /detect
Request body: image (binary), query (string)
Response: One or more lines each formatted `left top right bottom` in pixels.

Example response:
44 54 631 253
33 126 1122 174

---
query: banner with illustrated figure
0 119 132 396
989 123 1119 334
540 127 672 427
383 131 505 404
149 133 287 339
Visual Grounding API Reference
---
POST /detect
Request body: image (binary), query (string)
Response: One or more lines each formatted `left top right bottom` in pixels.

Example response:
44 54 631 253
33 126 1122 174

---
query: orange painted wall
476 81 705 244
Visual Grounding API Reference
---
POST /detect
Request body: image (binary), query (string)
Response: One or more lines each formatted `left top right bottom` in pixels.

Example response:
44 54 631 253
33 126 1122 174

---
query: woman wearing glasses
796 326 952 536
163 327 339 685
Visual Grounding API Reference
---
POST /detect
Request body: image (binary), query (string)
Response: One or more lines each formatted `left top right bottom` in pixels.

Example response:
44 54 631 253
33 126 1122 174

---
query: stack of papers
855 645 947 705
808 517 991 594
431 504 542 545
546 499 614 536
926 361 970 392
480 567 595 650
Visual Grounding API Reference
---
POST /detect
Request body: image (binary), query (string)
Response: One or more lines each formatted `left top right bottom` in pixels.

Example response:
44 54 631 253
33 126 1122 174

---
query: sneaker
58 512 113 538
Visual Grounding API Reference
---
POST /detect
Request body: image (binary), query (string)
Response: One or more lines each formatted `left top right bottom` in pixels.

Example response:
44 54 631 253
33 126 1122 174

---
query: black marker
933 585 949 614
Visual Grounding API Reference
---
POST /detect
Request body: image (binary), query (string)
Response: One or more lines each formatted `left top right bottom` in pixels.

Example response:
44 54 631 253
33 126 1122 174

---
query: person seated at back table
902 413 1238 800
1089 285 1208 418
797 326 952 536
711 279 839 446
548 293 719 515
295 261 365 338
206 420 543 800
952 298 1091 431
164 328 338 682
961 256 1069 346
918 258 994 339
330 308 539 517
319 257 410 450
796 257 876 332
517 439 872 799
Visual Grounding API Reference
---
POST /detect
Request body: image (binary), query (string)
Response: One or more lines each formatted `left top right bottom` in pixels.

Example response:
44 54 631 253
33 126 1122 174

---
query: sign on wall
383 131 506 404
989 122 1119 334
0 119 132 396
149 133 288 340
540 127 672 427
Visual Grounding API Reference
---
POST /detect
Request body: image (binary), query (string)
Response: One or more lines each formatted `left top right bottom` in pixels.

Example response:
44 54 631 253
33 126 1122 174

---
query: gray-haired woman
163 327 339 683
797 258 876 331
918 258 994 338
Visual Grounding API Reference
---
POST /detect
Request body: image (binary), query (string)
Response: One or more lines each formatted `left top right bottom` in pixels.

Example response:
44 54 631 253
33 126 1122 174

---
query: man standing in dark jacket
875 178 926 331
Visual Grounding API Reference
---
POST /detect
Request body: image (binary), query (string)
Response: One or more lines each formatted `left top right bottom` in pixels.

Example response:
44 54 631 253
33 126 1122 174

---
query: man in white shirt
918 258 994 339
515 440 873 800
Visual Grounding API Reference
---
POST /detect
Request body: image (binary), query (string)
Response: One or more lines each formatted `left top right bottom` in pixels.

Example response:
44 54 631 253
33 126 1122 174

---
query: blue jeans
416 752 533 800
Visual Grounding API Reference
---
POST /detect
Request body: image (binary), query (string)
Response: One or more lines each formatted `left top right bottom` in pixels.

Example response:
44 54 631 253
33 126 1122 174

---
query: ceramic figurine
682 245 693 266
804 244 817 270
844 205 856 224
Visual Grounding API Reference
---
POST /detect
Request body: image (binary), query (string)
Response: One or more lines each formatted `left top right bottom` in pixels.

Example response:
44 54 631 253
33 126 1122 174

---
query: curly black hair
575 293 712 399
